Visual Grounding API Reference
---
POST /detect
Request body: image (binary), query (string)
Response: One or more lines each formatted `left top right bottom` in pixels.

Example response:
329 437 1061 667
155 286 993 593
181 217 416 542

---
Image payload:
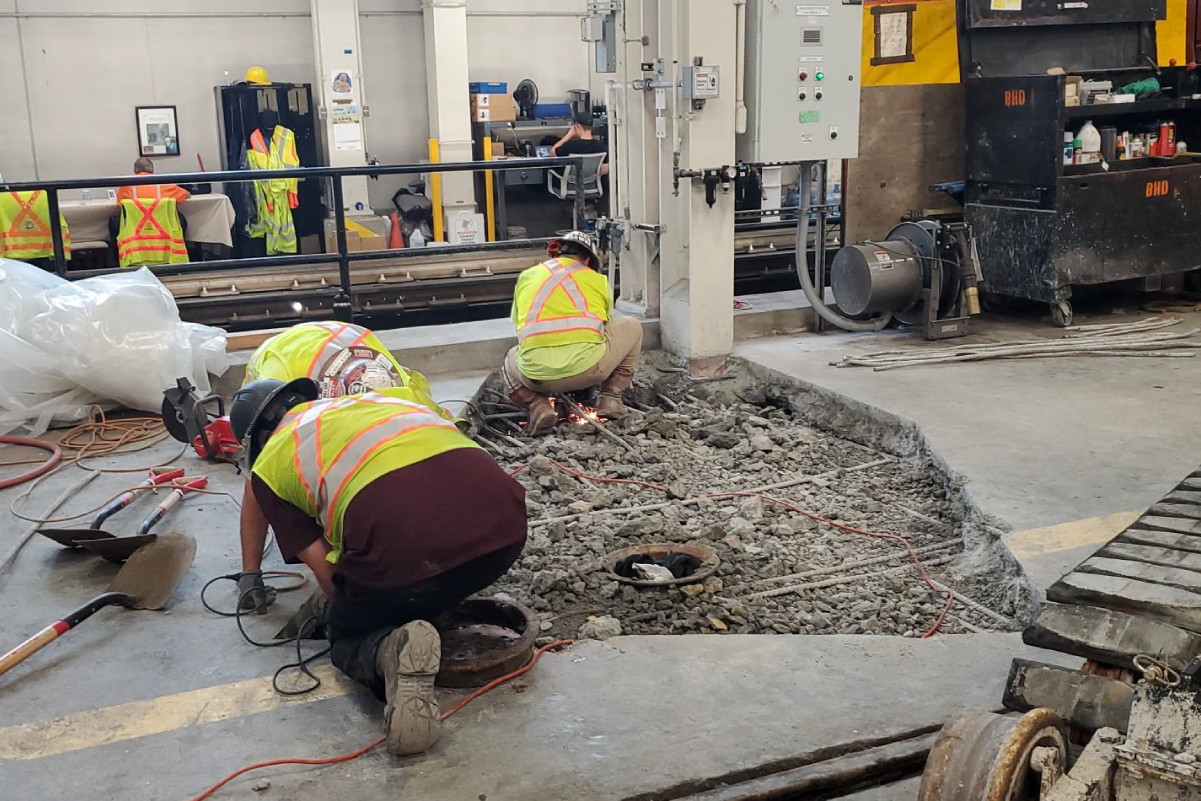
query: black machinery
824 221 984 340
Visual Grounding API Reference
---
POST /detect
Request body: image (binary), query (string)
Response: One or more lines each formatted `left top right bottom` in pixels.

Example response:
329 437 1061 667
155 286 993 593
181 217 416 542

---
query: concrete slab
735 311 1201 587
0 630 1069 801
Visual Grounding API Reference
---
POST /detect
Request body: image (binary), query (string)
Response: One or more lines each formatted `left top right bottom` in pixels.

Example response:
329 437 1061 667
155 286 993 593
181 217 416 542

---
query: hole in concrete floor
608 542 719 587
473 356 1026 642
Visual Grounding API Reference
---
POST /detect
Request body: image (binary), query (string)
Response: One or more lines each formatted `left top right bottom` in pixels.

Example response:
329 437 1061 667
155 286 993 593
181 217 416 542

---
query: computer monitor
535 145 552 158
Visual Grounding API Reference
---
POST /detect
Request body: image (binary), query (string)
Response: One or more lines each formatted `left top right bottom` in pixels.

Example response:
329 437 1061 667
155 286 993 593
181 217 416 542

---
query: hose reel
826 220 983 340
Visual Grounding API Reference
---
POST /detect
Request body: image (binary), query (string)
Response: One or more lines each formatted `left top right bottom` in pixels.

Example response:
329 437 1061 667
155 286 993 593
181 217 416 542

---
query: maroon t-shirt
252 448 527 590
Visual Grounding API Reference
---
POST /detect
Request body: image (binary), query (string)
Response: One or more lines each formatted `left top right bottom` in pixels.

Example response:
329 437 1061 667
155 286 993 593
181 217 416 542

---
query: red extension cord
184 640 574 801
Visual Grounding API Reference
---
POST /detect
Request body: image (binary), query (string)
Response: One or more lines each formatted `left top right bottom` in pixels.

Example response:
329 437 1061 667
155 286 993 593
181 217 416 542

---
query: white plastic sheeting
0 259 229 435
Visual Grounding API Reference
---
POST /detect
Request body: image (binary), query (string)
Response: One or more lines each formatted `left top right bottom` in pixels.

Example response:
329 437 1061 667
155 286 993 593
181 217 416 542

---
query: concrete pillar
423 0 476 225
311 0 371 214
656 0 736 373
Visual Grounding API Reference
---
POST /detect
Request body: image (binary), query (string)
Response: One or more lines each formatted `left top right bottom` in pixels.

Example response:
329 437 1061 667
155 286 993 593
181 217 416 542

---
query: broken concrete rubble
473 359 1031 642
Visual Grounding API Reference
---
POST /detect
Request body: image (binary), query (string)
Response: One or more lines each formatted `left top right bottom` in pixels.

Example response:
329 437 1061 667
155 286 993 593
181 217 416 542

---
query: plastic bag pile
0 258 230 435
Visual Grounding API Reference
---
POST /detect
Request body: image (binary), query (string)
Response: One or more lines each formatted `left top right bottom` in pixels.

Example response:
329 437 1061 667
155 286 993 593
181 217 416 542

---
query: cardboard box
1064 76 1082 107
471 93 516 122
325 230 387 253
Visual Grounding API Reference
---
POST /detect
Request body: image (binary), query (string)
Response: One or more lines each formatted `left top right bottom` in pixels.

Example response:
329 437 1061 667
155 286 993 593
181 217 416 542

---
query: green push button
816 71 825 81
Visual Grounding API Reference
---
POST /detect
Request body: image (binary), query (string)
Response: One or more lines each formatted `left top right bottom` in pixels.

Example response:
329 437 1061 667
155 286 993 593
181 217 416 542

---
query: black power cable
200 572 330 696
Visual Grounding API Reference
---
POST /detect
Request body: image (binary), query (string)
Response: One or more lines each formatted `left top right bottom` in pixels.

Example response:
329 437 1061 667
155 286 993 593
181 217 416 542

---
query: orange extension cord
183 640 574 801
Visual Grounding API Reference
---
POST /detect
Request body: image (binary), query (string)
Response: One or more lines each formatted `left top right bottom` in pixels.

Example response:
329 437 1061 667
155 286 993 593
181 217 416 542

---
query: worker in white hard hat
503 230 643 434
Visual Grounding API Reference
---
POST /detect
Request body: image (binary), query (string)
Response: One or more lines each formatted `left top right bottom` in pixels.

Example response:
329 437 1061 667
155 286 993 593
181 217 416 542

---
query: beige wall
0 0 592 209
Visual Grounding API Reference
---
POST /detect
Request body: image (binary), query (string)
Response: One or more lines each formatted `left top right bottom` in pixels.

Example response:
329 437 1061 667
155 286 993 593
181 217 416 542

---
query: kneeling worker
237 321 454 610
503 231 643 434
231 379 528 754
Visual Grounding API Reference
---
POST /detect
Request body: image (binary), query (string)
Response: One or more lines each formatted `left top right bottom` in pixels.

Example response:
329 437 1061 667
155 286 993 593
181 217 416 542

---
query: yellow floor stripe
0 511 1146 766
0 665 358 763
1004 509 1140 561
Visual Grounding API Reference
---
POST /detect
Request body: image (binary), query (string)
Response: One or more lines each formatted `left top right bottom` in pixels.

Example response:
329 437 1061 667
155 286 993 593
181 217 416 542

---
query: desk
60 193 236 248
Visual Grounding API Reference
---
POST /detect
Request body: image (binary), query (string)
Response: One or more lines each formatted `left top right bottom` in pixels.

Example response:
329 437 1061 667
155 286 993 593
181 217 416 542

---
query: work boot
596 392 629 419
377 620 442 755
597 370 633 420
509 386 558 435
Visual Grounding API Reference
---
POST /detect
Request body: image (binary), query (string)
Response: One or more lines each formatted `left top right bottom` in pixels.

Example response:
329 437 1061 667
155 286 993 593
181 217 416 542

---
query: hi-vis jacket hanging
247 125 300 255
0 191 71 261
251 392 476 563
513 257 608 351
117 195 188 267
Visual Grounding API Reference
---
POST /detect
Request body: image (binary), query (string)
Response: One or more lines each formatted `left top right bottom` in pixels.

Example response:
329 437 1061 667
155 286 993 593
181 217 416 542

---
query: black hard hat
230 377 319 471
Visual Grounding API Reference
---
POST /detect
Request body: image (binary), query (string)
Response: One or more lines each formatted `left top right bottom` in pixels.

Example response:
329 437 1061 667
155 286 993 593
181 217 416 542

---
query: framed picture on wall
135 105 180 157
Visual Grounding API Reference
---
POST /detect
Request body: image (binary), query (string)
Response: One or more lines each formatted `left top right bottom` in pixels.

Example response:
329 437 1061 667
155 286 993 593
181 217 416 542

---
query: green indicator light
816 71 825 81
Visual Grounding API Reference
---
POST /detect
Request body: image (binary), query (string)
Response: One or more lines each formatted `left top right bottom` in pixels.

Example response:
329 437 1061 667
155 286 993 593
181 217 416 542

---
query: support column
656 0 736 373
311 0 371 214
423 0 476 228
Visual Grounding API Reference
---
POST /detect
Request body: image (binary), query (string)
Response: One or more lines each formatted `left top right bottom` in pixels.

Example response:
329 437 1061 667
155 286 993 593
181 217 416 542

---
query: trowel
0 532 197 679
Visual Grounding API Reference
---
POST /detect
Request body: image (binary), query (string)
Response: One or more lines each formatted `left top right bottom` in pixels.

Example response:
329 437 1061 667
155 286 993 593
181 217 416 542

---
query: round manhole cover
434 597 539 688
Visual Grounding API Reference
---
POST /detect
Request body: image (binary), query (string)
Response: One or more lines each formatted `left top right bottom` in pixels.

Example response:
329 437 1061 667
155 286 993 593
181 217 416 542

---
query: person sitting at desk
551 112 608 177
111 158 189 265
117 158 191 204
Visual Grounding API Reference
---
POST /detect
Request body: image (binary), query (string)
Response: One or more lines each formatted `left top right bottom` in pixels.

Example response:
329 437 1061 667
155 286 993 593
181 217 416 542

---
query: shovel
37 468 184 550
0 532 197 679
42 475 206 563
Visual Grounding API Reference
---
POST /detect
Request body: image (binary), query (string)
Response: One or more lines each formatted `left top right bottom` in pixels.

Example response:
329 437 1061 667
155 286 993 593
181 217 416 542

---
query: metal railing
0 156 589 321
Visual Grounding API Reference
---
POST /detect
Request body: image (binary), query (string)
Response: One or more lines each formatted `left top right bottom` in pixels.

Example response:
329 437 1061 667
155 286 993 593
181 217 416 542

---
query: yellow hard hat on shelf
245 66 270 85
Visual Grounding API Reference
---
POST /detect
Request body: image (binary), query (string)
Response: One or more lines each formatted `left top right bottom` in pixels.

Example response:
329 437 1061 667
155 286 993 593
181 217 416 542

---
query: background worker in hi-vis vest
229 378 527 756
503 230 643 435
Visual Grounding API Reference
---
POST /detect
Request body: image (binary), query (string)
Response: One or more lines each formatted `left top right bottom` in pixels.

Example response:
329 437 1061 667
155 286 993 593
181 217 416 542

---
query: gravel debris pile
474 364 1026 642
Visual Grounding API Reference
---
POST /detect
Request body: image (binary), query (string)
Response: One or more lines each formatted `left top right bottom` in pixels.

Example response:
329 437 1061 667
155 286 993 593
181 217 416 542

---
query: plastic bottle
410 228 426 248
1072 135 1083 164
1063 132 1075 165
1077 121 1101 164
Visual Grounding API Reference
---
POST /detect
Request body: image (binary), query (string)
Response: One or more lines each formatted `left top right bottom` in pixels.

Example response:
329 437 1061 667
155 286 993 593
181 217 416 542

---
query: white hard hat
548 230 602 266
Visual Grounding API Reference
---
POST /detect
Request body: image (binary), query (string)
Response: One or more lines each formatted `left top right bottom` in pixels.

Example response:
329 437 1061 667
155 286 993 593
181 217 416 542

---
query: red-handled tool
134 476 208 537
37 468 185 550
76 477 208 562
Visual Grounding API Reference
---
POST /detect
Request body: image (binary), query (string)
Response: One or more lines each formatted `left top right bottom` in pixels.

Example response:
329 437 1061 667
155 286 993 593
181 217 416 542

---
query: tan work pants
504 315 643 395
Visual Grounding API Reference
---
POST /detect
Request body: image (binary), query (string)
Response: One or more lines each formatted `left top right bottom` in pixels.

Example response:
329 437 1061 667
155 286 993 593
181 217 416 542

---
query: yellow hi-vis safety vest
512 257 608 353
117 195 188 267
244 321 452 421
0 191 71 261
251 392 477 563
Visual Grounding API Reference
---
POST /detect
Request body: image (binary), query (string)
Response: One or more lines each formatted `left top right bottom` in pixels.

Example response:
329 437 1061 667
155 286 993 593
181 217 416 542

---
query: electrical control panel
738 1 863 163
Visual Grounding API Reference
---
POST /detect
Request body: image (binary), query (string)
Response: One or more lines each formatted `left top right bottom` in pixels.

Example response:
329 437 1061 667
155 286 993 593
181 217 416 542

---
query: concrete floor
2 305 1197 800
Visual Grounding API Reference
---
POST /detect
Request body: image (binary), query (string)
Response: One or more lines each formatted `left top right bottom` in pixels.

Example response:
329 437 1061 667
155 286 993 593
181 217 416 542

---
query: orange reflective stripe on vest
289 393 457 531
117 197 187 260
518 258 605 343
303 321 371 378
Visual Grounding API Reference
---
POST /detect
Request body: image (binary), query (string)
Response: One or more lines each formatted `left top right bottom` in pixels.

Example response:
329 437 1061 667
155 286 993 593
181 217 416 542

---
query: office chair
547 152 606 226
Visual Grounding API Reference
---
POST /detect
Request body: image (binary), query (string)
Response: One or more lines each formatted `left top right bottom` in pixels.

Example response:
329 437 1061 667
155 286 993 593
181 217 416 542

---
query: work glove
237 570 278 614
